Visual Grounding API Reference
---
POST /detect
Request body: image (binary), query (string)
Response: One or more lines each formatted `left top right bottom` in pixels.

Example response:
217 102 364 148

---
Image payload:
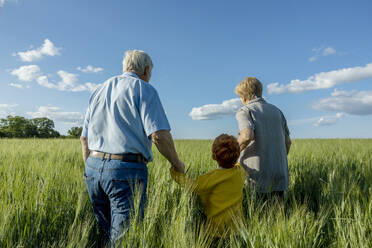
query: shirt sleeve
140 87 171 137
236 109 255 132
82 88 100 138
81 105 91 138
280 111 290 136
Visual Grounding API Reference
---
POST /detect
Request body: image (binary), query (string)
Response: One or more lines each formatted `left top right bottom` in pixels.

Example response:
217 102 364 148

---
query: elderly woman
235 77 291 199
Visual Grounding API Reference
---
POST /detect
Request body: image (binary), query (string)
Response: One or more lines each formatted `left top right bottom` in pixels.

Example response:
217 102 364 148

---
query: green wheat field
0 139 371 247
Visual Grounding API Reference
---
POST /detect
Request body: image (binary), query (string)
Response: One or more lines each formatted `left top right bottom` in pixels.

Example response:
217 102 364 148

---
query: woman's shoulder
236 103 258 117
235 106 250 119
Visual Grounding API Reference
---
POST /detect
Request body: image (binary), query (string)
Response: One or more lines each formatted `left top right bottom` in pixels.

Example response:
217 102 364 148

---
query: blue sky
1 0 372 138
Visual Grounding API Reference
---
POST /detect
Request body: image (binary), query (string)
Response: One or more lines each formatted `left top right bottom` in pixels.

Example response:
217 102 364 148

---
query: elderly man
80 50 185 244
235 77 291 200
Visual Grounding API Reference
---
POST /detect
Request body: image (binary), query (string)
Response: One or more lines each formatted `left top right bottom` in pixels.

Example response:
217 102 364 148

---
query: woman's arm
237 128 253 152
236 109 255 151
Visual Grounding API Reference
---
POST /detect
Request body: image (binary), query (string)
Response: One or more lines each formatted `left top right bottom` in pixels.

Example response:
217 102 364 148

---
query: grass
0 139 371 247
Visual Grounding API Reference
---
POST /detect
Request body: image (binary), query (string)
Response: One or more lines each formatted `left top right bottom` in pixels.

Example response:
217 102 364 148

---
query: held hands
172 161 185 174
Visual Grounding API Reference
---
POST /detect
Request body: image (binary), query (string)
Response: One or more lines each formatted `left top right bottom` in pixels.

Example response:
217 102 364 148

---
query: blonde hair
122 50 153 75
235 77 263 100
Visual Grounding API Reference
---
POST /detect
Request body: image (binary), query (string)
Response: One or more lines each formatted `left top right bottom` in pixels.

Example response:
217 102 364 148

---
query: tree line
0 116 82 138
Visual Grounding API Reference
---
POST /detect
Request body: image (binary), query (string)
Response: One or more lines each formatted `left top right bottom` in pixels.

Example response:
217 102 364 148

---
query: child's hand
172 161 185 173
170 166 190 187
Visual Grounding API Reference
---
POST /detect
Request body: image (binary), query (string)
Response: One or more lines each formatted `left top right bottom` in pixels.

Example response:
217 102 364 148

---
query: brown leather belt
90 151 147 164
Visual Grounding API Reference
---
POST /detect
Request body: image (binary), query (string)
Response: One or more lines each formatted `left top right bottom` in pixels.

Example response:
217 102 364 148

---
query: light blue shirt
82 72 170 161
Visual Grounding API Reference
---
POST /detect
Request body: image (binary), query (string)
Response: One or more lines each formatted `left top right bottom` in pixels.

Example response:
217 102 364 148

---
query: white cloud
10 65 99 92
267 63 372 94
11 65 40 82
84 82 101 92
0 0 5 7
36 71 101 92
0 104 18 108
16 39 61 62
288 112 344 127
0 104 18 117
57 70 79 90
27 106 84 125
323 47 336 56
189 98 242 120
77 65 103 73
36 75 57 89
313 113 344 127
9 83 24 89
309 46 336 62
313 89 372 116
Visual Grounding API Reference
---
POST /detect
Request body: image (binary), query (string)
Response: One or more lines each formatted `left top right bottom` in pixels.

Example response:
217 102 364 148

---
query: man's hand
237 128 253 152
80 136 90 165
172 161 185 174
285 135 291 155
151 130 185 173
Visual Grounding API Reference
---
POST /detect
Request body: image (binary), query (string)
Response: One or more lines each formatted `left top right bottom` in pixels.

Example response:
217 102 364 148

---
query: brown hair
212 134 240 169
234 77 263 101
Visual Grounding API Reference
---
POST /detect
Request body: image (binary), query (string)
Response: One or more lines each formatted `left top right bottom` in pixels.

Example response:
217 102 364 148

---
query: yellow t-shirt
170 164 246 236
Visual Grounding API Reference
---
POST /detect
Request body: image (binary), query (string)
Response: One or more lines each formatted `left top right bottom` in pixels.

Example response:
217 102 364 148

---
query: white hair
122 50 153 74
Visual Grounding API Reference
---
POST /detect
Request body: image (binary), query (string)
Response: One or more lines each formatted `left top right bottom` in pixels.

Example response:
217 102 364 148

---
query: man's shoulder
102 74 123 84
103 74 154 90
139 79 157 93
120 73 157 92
89 74 128 98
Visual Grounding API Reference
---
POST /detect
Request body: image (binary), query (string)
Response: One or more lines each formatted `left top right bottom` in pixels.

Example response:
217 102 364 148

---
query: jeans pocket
84 170 95 187
84 173 94 180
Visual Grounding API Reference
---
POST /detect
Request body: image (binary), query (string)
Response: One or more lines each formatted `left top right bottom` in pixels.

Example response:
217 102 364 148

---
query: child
170 134 246 237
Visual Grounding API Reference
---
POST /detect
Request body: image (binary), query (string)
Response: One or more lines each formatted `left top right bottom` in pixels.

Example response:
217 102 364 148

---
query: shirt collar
246 97 265 105
123 71 139 78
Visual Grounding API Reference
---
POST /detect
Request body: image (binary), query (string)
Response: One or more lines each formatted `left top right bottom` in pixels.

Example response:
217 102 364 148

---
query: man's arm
237 128 253 152
285 135 291 155
80 136 90 164
151 130 185 173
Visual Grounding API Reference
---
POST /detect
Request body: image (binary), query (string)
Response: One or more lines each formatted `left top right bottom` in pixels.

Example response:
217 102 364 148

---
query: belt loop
102 152 106 161
108 153 112 162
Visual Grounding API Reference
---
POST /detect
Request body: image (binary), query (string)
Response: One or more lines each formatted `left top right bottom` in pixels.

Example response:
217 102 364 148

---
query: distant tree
0 115 60 138
67 126 83 138
31 117 60 138
0 116 37 138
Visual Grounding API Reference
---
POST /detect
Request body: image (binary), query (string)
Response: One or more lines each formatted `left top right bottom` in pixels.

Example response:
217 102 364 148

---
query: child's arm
170 168 210 194
170 167 195 188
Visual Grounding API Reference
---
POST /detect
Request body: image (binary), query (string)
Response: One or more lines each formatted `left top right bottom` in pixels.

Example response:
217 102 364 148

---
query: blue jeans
84 156 148 244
